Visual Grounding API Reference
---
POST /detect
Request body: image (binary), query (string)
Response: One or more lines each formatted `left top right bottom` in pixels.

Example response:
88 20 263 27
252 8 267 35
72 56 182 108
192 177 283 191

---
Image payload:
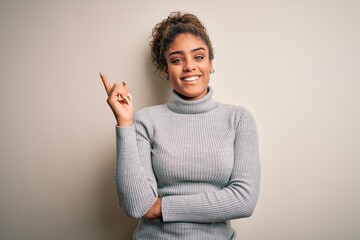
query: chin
181 88 208 100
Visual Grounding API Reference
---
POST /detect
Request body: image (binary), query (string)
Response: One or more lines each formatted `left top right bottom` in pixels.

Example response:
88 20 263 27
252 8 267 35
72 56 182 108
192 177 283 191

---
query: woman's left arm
161 109 260 223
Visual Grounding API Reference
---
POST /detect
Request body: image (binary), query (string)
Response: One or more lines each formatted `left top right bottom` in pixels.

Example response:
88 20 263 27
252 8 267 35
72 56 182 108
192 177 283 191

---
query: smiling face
165 33 213 101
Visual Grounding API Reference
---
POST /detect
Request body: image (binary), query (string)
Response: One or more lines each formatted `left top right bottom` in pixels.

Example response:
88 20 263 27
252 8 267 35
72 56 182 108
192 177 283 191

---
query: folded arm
161 109 260 223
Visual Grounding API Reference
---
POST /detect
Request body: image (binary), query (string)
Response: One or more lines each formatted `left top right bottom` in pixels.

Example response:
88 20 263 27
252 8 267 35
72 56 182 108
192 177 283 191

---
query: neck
167 86 220 114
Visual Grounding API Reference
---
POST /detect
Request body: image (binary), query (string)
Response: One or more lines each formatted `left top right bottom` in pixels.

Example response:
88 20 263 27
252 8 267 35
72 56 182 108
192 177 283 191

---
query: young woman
100 12 260 240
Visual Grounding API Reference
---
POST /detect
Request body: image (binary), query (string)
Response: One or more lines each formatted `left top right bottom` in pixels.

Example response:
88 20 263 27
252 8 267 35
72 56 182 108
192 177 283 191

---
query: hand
100 72 134 126
144 198 162 219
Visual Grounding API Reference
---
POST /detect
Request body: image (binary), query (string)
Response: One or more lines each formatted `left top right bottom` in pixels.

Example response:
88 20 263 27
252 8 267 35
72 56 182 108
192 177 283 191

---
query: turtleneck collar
167 86 220 114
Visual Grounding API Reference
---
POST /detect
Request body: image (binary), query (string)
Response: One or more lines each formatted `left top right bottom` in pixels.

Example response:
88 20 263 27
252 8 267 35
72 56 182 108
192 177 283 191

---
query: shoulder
133 104 168 134
135 104 168 121
217 103 256 130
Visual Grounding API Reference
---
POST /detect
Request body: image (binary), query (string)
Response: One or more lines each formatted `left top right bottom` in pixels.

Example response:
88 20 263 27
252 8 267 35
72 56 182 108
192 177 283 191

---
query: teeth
183 76 199 82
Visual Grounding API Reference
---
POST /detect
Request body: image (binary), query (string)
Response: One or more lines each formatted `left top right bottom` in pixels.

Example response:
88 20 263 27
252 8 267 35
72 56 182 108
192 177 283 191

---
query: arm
114 110 159 218
161 109 260 222
100 73 159 218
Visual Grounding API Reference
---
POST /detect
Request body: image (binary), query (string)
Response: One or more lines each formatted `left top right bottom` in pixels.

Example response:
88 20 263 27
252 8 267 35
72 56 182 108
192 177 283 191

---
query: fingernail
99 72 102 76
125 97 130 105
127 93 132 100
123 81 127 86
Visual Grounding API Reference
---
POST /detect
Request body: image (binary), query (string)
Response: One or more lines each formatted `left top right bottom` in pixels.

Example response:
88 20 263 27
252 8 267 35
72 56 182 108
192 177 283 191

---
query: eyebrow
168 47 207 57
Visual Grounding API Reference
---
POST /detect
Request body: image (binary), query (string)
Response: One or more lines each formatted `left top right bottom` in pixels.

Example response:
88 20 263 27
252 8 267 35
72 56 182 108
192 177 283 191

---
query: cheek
168 66 181 77
201 63 212 75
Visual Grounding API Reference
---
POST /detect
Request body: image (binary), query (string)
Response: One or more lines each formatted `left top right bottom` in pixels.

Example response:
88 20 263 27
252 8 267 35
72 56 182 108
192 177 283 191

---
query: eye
195 55 204 61
171 58 183 64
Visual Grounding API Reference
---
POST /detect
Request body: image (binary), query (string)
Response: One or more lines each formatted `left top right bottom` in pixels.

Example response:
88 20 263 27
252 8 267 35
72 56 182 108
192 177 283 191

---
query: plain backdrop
1 0 359 239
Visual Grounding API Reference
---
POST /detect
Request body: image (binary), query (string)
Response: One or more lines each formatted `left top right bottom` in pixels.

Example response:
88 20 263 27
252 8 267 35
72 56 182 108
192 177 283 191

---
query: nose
183 58 196 72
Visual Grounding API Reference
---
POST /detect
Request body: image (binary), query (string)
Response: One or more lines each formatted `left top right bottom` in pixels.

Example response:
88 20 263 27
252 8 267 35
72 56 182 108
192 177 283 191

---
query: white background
1 0 359 239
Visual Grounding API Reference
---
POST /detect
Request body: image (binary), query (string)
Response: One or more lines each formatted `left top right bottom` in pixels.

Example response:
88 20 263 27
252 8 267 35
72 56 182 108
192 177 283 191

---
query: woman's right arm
100 73 159 218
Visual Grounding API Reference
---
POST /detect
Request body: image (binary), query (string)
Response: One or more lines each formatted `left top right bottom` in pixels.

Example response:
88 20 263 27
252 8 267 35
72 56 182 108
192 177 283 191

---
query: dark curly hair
150 11 214 72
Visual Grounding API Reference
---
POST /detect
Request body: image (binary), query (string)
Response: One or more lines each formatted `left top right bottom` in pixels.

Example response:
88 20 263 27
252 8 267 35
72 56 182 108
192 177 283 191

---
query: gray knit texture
114 87 260 240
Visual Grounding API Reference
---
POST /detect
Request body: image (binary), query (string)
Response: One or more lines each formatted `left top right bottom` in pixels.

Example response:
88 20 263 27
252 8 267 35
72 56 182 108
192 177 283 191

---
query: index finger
99 72 111 95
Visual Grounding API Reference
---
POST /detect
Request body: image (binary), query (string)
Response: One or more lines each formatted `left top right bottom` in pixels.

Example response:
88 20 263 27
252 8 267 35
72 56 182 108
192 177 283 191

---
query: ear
209 60 213 73
164 66 169 80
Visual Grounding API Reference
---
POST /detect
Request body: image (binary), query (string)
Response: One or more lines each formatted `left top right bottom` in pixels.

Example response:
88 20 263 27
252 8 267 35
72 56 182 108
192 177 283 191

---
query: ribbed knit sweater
114 86 260 240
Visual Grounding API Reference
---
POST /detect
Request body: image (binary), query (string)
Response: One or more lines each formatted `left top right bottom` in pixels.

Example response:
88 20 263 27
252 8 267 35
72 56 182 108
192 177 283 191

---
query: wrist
143 197 162 219
156 197 162 218
116 119 133 127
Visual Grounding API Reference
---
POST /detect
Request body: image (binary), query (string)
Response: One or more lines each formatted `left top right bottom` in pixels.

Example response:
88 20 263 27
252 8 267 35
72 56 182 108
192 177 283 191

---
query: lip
180 75 202 82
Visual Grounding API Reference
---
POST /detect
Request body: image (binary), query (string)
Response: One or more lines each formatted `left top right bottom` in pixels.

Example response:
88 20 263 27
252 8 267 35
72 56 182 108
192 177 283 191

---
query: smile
181 75 200 82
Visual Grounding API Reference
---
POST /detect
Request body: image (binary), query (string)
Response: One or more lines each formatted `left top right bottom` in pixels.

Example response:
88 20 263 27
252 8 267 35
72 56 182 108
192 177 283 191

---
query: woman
100 12 260 240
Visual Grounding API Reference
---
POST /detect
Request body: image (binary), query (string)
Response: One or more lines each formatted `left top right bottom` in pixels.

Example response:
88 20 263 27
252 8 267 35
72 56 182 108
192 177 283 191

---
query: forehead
167 33 208 53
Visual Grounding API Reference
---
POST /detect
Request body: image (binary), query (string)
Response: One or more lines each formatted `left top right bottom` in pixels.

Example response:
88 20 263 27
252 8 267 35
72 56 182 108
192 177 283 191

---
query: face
164 33 213 101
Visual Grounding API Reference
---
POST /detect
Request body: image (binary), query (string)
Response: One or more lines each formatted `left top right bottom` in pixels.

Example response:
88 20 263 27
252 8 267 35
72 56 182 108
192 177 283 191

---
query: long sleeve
112 87 260 239
161 109 261 222
114 110 158 218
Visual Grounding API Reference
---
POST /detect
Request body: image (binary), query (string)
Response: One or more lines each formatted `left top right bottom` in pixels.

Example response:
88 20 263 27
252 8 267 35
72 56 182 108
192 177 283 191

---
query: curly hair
150 11 214 72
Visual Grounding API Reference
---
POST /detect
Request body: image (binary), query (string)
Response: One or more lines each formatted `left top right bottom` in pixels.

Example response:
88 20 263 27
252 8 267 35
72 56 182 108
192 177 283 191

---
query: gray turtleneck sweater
114 87 260 240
